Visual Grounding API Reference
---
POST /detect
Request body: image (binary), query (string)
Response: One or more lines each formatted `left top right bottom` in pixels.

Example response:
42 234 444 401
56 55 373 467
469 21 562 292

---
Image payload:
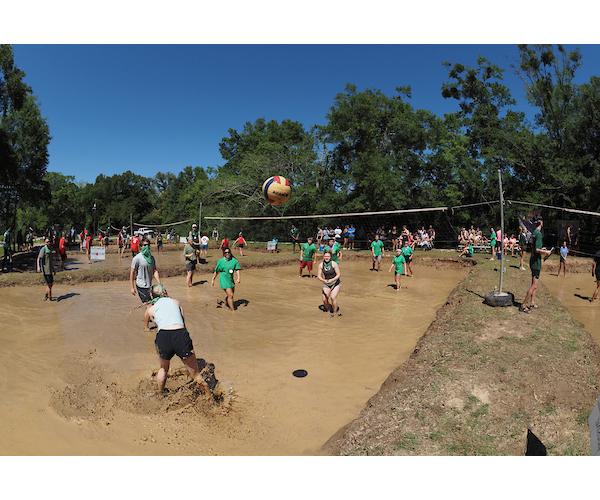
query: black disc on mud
292 369 308 378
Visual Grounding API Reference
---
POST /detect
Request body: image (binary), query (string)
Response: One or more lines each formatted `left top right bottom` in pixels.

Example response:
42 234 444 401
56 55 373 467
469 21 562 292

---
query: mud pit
544 273 600 344
0 260 466 455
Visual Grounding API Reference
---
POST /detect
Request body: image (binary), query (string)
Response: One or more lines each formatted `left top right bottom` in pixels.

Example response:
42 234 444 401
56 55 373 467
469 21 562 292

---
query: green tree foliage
0 44 50 229
9 44 600 246
319 84 438 211
215 118 317 214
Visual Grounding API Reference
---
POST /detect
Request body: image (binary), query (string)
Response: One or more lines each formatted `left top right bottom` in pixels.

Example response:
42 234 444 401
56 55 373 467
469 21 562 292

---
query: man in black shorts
144 284 211 396
37 238 55 301
130 238 160 304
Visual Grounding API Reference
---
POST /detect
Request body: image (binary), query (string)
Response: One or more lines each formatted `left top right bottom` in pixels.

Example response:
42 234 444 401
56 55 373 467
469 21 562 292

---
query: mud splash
50 351 231 423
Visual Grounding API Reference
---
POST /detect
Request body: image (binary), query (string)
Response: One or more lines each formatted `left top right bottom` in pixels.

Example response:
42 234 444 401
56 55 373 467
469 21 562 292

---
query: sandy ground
0 259 466 455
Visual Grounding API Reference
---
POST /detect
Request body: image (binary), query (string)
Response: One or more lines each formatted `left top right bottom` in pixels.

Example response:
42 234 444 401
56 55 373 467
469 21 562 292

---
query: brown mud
0 259 465 455
544 271 600 344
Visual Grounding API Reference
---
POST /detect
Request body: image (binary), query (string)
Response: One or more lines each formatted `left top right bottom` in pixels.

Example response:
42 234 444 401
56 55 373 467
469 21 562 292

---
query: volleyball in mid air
262 175 292 206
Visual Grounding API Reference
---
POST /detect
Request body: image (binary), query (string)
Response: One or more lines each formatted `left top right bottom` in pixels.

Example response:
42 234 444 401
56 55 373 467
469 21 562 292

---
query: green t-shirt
467 244 474 256
392 254 406 273
301 242 317 261
401 246 413 258
529 229 543 272
371 240 384 257
324 242 341 262
518 232 527 247
214 256 241 289
490 231 497 244
290 227 299 238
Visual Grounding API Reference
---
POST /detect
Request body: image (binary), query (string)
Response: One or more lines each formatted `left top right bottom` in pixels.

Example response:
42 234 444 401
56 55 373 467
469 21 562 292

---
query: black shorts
136 285 152 303
531 268 541 280
560 256 566 263
186 260 197 272
155 328 194 361
43 273 53 285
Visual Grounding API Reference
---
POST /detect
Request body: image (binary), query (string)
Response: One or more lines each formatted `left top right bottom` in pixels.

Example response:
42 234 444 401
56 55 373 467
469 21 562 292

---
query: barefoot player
370 234 385 271
299 237 317 277
318 251 341 317
388 248 406 291
130 238 161 304
402 239 414 276
184 236 197 287
143 284 211 397
211 247 241 312
37 238 55 301
558 240 568 277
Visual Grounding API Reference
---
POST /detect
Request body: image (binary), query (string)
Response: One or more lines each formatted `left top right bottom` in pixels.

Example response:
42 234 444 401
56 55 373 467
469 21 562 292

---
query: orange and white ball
262 176 292 206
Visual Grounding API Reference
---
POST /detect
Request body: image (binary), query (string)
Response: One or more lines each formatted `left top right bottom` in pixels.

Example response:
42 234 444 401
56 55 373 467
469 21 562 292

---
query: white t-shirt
334 228 342 238
200 236 209 245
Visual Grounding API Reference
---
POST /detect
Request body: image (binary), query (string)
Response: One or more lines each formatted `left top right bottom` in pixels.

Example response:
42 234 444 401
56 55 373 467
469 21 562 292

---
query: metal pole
130 213 133 238
498 169 505 293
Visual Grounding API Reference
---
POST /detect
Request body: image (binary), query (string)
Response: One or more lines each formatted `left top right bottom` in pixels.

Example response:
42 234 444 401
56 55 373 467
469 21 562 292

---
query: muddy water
544 273 600 344
0 260 465 455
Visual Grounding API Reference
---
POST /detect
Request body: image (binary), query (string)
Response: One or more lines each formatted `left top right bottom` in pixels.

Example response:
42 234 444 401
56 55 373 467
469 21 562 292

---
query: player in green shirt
520 217 552 313
299 237 317 278
388 248 407 292
323 238 342 264
211 248 241 312
489 228 497 261
459 242 474 258
401 240 414 276
370 234 385 271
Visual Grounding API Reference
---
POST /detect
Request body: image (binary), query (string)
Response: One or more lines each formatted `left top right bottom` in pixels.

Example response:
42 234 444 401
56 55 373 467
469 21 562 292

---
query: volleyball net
202 201 501 251
84 196 600 257
201 200 600 255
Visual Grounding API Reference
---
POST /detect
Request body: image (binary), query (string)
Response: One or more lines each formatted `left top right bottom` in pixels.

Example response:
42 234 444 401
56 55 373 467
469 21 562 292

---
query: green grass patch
394 432 420 452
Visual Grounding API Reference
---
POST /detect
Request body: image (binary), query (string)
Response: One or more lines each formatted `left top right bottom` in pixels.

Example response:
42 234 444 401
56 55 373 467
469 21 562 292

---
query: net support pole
130 213 133 237
499 169 505 293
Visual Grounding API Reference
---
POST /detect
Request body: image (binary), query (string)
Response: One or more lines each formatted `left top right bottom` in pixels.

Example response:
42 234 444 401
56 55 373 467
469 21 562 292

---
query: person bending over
144 284 211 397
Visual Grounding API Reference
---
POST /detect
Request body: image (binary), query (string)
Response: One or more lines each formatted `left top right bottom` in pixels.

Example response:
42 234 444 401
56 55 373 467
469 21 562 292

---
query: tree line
3 44 600 246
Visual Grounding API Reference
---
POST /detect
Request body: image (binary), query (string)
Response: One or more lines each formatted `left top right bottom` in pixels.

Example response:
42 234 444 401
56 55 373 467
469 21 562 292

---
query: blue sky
12 44 600 183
